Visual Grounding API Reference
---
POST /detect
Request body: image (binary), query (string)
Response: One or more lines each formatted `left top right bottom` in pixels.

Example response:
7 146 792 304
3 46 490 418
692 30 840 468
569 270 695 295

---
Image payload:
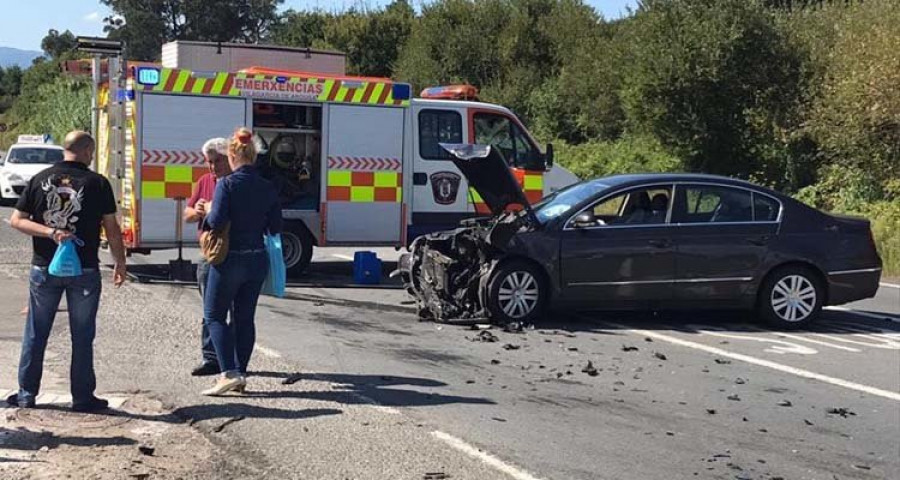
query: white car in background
0 135 64 204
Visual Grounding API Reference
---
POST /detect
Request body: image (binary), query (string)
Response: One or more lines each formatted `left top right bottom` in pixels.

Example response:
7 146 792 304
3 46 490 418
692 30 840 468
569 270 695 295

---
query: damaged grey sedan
398 144 882 328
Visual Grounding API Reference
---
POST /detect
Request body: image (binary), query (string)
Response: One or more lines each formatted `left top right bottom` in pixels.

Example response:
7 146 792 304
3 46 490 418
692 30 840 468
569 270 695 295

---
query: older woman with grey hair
183 137 232 376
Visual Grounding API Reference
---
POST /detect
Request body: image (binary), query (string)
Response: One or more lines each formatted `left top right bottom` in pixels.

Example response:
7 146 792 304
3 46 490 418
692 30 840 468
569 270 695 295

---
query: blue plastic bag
261 234 286 298
48 237 85 277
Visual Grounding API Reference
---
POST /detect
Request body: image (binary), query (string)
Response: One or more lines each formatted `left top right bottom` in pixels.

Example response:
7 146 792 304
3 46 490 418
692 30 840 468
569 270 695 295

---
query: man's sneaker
191 362 221 376
71 397 109 413
5 393 36 408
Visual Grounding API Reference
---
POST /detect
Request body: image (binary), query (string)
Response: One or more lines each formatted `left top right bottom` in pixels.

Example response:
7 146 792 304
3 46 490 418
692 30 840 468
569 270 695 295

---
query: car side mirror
572 212 596 229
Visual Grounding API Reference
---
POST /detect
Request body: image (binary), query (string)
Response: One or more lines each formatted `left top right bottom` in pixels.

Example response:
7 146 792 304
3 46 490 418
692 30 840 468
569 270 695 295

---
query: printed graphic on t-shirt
41 175 84 233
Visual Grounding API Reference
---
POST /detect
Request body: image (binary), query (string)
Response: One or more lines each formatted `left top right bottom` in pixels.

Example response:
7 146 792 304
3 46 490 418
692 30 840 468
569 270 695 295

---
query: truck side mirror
572 211 596 229
545 143 554 169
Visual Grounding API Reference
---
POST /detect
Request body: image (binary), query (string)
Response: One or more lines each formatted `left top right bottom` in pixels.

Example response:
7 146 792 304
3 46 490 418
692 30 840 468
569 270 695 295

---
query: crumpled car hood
441 143 532 216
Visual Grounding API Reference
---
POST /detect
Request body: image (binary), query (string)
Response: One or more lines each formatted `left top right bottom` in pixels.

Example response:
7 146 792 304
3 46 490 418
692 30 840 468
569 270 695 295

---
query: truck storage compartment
253 102 322 210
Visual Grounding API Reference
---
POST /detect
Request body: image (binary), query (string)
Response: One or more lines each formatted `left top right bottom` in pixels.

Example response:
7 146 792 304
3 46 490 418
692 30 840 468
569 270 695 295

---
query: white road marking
810 332 900 350
254 344 282 358
773 332 862 352
605 324 900 402
332 254 354 261
826 306 900 323
694 328 818 355
880 282 900 289
432 430 546 480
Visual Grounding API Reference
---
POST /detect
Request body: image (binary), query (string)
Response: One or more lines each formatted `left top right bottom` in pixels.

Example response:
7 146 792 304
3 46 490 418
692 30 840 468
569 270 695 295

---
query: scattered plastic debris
727 394 741 401
653 352 668 361
714 359 732 365
622 345 639 352
472 331 499 343
582 361 600 376
777 400 793 407
502 343 521 350
826 407 856 418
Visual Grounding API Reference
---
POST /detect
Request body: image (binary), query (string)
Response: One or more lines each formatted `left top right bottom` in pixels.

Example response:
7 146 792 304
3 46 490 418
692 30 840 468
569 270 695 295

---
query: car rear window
7 147 64 164
753 193 780 222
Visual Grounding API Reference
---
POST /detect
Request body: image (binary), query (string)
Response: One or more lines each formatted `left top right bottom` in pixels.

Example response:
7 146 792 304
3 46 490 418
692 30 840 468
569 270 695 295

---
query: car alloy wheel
770 274 817 323
498 271 540 319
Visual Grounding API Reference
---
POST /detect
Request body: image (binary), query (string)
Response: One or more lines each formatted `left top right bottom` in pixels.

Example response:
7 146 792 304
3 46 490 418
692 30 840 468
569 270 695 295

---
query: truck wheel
486 261 547 324
282 225 314 277
757 266 824 329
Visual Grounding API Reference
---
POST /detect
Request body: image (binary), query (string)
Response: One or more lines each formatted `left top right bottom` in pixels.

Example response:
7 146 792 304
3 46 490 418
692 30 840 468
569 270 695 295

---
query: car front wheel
486 261 547 324
757 266 824 329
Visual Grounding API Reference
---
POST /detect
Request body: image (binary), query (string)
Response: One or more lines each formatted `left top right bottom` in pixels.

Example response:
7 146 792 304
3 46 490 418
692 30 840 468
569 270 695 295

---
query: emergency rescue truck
94 42 578 275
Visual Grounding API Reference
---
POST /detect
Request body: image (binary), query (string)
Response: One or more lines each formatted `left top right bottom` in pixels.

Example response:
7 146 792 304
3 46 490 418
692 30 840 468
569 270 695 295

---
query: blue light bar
392 83 411 101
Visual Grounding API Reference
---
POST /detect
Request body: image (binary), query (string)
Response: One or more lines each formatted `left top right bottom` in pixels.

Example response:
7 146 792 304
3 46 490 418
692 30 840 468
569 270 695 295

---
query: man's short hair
202 138 229 158
63 131 95 152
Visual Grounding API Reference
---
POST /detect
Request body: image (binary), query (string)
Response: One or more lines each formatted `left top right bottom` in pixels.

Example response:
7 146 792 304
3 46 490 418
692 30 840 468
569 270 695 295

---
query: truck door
139 94 247 246
324 104 405 244
409 105 470 238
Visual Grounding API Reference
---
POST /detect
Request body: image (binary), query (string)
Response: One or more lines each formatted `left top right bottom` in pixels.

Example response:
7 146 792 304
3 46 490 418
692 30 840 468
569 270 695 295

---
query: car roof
9 144 63 149
593 173 781 195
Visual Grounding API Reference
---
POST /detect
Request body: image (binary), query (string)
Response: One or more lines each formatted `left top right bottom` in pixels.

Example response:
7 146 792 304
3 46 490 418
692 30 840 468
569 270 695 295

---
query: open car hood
441 143 532 217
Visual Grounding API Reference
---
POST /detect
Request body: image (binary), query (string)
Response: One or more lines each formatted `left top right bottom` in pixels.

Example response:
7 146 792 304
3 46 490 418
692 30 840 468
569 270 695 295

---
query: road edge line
607 324 900 402
431 430 546 480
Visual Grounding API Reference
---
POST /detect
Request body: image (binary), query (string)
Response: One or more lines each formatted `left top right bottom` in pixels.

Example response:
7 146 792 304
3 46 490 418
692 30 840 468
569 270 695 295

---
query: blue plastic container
353 251 382 285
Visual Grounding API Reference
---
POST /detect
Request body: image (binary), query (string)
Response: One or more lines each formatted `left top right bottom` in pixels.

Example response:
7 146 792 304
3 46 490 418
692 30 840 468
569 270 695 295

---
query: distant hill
0 47 43 68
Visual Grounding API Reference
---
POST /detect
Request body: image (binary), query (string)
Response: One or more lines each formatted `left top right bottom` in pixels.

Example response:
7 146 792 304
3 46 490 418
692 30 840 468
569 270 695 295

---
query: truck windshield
533 180 609 224
7 148 64 164
474 113 542 170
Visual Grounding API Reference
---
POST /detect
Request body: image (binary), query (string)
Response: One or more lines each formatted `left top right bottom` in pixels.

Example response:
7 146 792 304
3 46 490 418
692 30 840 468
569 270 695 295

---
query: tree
40 29 78 59
616 0 808 188
101 0 283 61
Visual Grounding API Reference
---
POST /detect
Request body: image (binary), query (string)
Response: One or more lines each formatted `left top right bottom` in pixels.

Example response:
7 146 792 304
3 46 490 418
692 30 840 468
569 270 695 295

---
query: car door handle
648 239 671 249
748 236 770 246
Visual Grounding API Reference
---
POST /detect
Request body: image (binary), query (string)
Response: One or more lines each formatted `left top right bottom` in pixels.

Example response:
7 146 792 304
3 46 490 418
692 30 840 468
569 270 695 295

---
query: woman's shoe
201 373 243 396
234 376 248 394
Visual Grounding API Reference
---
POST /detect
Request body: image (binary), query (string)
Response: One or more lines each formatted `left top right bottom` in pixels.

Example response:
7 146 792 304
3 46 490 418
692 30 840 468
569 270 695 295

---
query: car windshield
6 147 64 164
534 179 609 223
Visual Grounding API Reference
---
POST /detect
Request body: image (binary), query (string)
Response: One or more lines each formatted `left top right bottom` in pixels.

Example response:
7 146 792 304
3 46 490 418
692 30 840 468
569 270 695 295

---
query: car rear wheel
486 261 547 324
282 224 314 277
757 266 824 329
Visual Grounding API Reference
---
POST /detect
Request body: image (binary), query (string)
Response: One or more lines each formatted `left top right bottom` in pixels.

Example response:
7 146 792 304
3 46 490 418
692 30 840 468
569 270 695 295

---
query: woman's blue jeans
203 249 268 374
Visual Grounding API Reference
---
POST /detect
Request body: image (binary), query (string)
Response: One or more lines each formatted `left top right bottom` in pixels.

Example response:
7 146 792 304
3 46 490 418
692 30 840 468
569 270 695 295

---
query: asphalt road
1 205 898 479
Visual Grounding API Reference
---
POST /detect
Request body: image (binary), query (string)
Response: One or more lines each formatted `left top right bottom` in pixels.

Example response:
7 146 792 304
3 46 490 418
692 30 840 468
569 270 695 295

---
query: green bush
555 135 683 180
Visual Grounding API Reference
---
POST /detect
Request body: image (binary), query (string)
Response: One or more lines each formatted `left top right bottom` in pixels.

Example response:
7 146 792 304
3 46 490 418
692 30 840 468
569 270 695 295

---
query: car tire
486 260 547 324
282 224 314 278
757 266 824 329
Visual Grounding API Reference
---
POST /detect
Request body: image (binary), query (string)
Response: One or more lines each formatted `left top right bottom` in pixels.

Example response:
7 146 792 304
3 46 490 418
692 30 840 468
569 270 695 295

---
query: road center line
605 323 900 402
880 282 900 289
431 431 545 480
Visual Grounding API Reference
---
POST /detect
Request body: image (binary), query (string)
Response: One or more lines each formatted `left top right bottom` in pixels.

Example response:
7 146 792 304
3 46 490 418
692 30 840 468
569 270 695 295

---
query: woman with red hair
201 128 282 395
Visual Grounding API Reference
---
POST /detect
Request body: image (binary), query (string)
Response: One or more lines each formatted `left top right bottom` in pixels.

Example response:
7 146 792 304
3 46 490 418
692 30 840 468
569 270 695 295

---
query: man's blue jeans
17 267 102 405
196 259 220 366
203 249 268 374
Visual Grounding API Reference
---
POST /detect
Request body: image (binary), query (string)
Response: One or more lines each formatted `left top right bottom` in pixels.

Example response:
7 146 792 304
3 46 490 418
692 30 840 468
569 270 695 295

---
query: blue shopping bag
48 237 85 277
261 234 286 298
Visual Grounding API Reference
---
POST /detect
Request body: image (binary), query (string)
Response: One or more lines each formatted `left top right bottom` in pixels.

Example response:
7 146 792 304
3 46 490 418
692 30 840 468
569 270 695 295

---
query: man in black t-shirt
6 131 127 412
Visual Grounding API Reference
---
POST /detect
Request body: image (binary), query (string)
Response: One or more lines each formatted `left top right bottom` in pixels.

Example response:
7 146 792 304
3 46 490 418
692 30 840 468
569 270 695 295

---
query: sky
0 0 638 52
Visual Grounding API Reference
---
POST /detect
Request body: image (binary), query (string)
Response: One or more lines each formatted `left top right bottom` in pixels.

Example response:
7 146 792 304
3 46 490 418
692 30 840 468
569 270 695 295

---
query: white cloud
83 12 102 23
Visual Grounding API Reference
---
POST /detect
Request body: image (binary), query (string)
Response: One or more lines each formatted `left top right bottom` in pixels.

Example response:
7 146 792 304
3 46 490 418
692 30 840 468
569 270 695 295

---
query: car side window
419 110 463 160
579 186 672 227
674 185 752 223
753 193 780 222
